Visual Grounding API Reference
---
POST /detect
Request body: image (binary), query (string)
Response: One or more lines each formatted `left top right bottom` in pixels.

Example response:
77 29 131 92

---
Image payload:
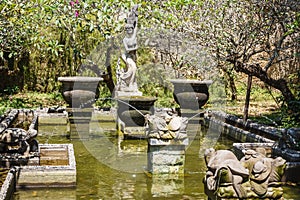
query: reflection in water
13 122 300 200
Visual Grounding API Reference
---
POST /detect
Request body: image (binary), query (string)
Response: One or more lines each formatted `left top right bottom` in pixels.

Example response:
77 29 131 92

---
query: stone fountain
145 111 189 175
114 5 157 138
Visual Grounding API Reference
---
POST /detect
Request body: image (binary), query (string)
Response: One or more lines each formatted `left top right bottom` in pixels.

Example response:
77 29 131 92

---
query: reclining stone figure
204 148 286 199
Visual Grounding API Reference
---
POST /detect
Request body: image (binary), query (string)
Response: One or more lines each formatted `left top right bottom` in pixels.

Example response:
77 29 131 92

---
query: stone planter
117 96 157 127
58 76 103 108
170 79 212 110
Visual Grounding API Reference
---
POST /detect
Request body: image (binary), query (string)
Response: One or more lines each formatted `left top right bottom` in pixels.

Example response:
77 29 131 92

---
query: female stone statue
118 5 139 91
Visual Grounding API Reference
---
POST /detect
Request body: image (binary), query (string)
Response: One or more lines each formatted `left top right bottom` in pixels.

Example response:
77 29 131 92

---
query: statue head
125 24 134 34
204 148 216 165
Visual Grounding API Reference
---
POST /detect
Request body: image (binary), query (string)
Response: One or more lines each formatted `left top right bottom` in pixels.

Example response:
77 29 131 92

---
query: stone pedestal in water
147 138 188 174
147 138 188 198
58 76 103 139
145 113 189 174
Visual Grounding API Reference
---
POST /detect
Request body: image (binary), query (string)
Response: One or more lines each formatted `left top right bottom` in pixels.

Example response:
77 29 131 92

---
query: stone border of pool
0 168 17 200
0 108 77 199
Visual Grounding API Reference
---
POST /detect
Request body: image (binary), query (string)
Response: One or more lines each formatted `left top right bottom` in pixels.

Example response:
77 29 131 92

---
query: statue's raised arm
123 5 138 53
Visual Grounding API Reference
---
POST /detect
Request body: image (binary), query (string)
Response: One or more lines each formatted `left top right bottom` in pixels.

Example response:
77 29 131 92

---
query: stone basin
170 79 212 110
58 76 103 108
116 96 157 127
17 144 76 188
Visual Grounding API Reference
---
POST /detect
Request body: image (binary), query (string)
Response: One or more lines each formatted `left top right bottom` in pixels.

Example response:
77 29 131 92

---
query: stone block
38 115 68 125
147 139 187 175
38 113 69 136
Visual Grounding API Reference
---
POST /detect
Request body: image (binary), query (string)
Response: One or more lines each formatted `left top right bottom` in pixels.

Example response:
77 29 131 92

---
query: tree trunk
229 77 237 101
103 39 118 95
232 60 295 103
243 75 252 122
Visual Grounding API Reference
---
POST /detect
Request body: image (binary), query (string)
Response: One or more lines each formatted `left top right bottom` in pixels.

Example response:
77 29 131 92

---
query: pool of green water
12 122 300 200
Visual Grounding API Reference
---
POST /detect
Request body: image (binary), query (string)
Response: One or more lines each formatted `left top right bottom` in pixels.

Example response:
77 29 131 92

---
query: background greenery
0 0 299 127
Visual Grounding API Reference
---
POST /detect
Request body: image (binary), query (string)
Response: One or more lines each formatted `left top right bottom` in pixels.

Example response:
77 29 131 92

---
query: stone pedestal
67 108 93 139
58 76 103 139
67 108 93 123
114 90 142 98
147 138 188 175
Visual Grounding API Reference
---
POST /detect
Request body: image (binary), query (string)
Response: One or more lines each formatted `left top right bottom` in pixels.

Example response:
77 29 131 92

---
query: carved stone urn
170 79 213 110
117 96 157 127
58 76 103 108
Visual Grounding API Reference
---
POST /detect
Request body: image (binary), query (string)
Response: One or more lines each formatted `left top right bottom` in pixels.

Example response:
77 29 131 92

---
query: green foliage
136 48 177 108
280 101 300 128
0 92 65 115
0 0 142 92
279 72 300 127
3 86 19 95
94 82 115 108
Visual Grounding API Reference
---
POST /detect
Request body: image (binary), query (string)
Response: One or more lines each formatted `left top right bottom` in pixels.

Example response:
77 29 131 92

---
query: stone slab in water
17 144 76 188
38 124 69 137
38 113 69 136
123 126 147 139
38 114 68 125
91 110 116 122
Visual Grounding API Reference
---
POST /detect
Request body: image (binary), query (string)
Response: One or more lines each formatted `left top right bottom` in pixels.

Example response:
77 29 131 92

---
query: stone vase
58 76 103 108
170 79 212 110
117 96 157 127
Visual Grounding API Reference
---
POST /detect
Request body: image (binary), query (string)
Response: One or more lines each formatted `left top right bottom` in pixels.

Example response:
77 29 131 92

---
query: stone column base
147 138 188 175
